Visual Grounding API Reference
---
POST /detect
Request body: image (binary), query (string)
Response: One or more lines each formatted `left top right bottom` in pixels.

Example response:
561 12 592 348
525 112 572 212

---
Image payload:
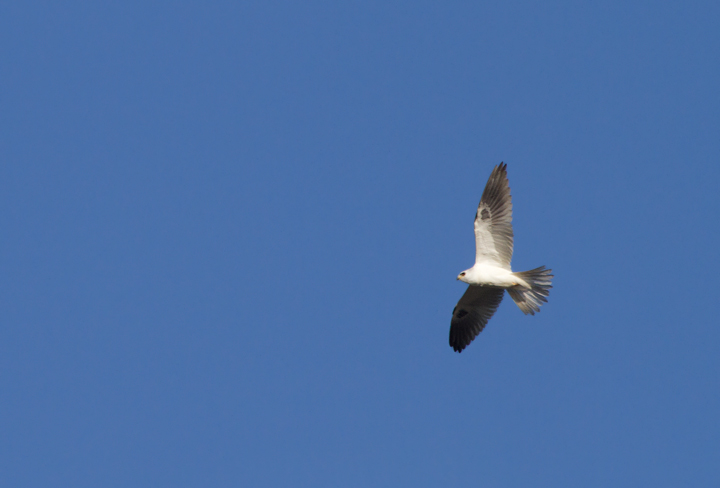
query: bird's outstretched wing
474 162 514 268
449 286 505 352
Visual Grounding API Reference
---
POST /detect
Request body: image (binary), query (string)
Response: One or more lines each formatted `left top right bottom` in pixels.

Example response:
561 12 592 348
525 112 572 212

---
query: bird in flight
449 163 553 352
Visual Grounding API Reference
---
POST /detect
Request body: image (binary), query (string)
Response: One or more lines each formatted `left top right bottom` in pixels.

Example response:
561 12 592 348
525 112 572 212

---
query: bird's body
459 263 530 289
449 163 553 353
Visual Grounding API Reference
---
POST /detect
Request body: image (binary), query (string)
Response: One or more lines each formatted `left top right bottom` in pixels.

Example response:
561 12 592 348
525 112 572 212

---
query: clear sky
2 1 719 486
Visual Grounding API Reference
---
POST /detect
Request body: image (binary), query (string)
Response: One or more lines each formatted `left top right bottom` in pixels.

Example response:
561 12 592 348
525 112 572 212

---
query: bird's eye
460 272 465 276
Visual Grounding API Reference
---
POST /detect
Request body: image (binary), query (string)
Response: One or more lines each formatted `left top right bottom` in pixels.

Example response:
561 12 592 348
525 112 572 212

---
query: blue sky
2 1 719 486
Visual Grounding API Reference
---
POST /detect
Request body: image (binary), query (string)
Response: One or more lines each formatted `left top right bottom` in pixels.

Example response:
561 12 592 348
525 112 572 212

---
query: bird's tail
507 266 553 315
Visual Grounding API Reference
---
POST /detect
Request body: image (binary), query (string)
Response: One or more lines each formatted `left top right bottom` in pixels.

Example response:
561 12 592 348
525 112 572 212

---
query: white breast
466 263 526 288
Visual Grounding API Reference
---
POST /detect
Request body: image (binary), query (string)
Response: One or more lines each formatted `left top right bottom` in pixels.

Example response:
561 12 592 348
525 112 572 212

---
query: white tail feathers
507 266 553 315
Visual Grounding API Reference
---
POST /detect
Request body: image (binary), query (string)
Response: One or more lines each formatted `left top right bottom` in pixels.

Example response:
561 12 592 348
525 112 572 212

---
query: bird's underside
449 163 553 353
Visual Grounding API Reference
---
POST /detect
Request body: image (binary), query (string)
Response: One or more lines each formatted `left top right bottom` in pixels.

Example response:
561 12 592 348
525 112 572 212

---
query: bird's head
457 270 470 283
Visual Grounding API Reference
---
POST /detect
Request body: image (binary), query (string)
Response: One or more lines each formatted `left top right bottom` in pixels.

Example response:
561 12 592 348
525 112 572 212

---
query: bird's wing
449 286 505 352
474 162 514 268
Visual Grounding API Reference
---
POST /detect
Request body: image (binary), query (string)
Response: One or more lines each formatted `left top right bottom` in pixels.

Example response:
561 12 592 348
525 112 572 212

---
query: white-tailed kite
450 163 553 352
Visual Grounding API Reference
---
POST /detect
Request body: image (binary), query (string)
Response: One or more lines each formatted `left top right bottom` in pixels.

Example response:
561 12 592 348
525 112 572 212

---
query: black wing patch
449 286 505 353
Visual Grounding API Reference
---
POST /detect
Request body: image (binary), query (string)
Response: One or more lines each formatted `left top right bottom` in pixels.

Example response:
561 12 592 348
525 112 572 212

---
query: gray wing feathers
449 286 505 352
474 162 514 268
